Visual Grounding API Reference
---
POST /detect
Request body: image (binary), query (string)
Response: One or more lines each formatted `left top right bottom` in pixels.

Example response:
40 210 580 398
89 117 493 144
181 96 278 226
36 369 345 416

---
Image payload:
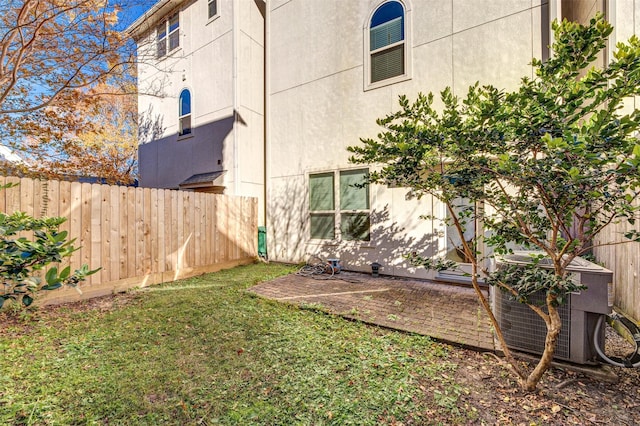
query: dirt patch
0 292 140 334
435 347 639 425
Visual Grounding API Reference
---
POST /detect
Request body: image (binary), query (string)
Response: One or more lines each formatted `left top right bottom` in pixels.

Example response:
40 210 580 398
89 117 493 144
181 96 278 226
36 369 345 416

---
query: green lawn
0 263 473 425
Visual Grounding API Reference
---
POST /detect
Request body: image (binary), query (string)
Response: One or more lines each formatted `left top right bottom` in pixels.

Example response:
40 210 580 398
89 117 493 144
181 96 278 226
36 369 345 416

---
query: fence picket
81 183 93 283
0 177 258 306
592 198 640 322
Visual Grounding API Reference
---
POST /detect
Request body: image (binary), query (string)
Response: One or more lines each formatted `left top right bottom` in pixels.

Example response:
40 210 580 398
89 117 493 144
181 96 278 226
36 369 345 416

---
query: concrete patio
248 270 496 351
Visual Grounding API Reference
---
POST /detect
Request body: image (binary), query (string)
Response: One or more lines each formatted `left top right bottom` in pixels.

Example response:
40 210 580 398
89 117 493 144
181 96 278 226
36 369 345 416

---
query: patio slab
248 270 496 351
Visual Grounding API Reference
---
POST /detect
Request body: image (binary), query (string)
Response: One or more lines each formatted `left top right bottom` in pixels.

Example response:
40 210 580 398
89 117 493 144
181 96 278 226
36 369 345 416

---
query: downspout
548 0 561 57
263 0 269 227
605 0 614 67
232 0 239 194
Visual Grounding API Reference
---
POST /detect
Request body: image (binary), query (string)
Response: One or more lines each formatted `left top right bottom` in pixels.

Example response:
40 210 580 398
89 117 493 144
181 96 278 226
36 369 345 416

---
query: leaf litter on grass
1 263 639 425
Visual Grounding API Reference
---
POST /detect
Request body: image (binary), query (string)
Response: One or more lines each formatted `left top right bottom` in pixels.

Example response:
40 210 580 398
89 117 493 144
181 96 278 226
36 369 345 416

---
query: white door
437 198 478 282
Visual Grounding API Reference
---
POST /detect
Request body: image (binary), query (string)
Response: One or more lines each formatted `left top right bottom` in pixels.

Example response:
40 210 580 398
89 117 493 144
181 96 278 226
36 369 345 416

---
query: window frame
309 169 371 242
178 88 192 137
309 172 335 240
207 0 219 21
156 22 167 58
156 12 180 59
363 0 412 91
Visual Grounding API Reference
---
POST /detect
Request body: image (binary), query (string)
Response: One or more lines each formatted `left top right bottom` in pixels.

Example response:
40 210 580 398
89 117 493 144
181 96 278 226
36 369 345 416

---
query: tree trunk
469 259 526 381
521 300 562 391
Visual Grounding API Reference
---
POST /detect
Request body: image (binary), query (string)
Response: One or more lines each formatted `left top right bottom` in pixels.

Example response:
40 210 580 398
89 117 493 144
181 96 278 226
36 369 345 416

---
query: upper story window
365 1 411 89
208 0 218 19
157 12 180 59
179 89 191 136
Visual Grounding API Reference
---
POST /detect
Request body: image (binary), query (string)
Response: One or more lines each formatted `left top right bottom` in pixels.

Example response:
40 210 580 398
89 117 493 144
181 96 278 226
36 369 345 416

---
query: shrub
0 185 98 309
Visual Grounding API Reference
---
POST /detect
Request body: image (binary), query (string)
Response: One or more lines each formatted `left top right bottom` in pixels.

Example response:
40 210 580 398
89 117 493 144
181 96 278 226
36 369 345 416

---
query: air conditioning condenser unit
494 252 613 365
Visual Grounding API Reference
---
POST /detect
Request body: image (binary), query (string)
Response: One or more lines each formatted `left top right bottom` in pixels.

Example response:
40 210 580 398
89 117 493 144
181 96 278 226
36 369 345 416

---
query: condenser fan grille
496 290 571 360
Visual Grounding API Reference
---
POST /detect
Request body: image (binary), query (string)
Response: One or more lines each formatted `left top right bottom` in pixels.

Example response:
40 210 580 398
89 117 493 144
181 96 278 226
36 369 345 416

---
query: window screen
156 24 167 58
341 213 370 241
310 173 334 211
309 170 370 241
311 214 335 240
370 16 403 50
310 173 335 239
340 169 370 241
340 169 369 210
168 14 180 51
371 45 404 83
157 13 179 58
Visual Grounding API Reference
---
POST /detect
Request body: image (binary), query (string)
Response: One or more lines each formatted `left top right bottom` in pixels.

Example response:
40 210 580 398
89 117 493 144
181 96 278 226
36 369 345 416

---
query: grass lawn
0 263 474 425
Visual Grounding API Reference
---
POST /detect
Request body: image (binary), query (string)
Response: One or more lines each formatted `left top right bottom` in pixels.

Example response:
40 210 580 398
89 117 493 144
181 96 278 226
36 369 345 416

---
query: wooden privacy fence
0 176 258 305
593 202 640 323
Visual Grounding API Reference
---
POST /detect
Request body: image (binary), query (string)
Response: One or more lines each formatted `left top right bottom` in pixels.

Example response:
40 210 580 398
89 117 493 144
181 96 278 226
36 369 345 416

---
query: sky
116 0 158 31
0 0 161 160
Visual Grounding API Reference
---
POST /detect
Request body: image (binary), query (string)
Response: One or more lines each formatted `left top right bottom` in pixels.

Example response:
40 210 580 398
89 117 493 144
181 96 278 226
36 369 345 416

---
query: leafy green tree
0 184 98 309
349 15 640 391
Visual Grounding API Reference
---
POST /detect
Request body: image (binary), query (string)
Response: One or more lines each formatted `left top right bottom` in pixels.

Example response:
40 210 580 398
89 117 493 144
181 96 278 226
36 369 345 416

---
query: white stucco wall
135 0 266 223
235 0 266 222
266 0 549 278
608 0 640 113
137 0 235 142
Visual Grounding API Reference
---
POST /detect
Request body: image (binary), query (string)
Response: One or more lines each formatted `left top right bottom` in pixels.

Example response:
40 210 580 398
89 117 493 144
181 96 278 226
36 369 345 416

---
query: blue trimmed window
179 89 191 136
369 1 405 83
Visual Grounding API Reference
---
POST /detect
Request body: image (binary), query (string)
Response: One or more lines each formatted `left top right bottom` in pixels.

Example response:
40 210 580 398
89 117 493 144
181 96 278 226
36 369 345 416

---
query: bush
0 186 98 309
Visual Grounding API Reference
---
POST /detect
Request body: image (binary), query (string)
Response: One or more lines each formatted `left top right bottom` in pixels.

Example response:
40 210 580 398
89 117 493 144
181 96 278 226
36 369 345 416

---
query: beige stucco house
128 0 266 221
128 0 639 282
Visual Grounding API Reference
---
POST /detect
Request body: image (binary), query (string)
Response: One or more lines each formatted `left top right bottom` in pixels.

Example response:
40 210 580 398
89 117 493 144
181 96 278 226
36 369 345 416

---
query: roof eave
125 0 185 40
